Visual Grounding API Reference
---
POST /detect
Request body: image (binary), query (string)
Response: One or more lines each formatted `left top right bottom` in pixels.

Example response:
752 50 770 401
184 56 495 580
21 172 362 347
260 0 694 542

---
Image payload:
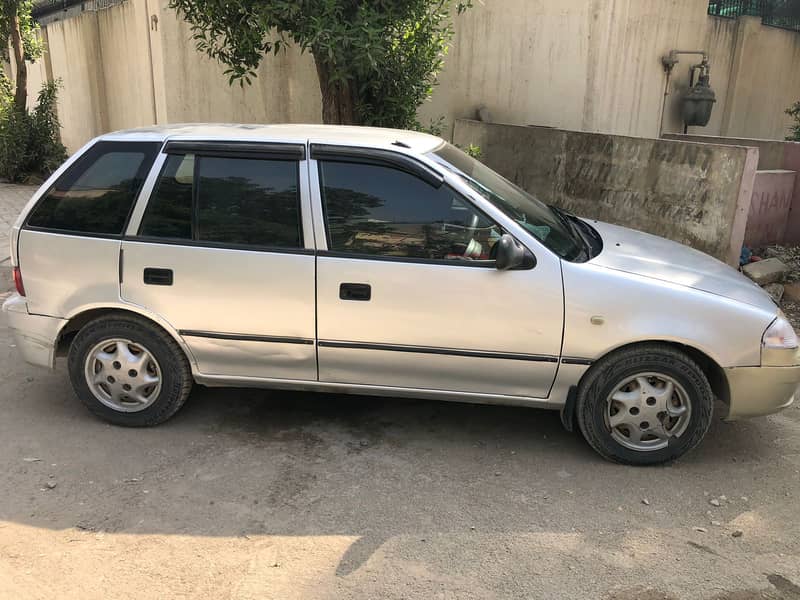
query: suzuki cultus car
4 124 798 465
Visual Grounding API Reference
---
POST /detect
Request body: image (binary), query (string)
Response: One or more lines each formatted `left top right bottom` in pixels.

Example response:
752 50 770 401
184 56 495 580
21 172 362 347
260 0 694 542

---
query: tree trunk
313 54 358 125
10 12 27 112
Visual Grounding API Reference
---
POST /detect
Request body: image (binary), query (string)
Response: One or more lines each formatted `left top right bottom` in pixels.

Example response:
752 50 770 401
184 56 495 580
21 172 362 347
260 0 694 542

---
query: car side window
139 153 303 249
319 161 502 261
26 141 160 235
138 154 193 240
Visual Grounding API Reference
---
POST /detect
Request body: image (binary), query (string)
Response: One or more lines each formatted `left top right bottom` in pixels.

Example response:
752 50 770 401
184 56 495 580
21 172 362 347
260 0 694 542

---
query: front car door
121 141 317 382
310 145 564 399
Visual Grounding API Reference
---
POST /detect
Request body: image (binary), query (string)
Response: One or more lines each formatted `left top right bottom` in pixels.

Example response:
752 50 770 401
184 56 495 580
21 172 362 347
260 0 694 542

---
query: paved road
0 183 36 263
1 184 800 598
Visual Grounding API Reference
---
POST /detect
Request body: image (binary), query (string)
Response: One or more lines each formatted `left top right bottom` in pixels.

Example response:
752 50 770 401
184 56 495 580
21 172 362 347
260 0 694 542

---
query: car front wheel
68 315 192 427
576 344 714 465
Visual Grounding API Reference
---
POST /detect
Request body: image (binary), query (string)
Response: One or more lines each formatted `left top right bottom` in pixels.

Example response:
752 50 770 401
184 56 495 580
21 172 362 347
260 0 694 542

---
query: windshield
428 143 588 261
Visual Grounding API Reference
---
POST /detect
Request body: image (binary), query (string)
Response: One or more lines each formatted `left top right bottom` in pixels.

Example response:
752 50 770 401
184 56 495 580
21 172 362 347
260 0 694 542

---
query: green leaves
170 0 473 127
0 0 43 62
0 74 67 182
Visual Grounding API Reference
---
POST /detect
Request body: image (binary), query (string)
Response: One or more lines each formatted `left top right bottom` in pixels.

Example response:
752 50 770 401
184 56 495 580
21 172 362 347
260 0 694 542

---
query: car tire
68 314 192 427
576 344 714 465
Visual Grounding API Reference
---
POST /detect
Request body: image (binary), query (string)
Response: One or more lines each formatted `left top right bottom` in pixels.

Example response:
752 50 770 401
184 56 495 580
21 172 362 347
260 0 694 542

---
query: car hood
586 220 776 312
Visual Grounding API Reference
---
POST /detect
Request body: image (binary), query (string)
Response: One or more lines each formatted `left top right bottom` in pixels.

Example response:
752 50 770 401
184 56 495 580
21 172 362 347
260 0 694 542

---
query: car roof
98 123 445 155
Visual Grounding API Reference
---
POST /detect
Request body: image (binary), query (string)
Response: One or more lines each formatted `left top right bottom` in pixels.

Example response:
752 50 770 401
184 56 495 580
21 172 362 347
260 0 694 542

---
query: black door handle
340 283 371 301
143 268 173 286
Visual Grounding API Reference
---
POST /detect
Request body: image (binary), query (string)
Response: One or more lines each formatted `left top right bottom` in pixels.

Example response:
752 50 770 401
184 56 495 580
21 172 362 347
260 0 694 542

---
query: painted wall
156 4 320 125
46 12 111 152
721 17 800 140
96 0 158 132
453 119 757 265
419 0 731 139
744 170 797 247
25 0 800 153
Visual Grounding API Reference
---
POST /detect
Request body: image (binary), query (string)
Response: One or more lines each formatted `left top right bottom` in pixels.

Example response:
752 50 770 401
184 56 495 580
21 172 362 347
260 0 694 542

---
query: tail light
12 266 25 296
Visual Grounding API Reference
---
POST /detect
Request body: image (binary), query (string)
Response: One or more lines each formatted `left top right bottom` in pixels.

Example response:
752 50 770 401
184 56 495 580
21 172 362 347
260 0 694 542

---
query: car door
121 141 317 381
311 147 564 399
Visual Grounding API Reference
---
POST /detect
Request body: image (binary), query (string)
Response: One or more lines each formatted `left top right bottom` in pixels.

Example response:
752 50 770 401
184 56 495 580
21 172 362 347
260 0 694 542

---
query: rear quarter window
26 141 160 235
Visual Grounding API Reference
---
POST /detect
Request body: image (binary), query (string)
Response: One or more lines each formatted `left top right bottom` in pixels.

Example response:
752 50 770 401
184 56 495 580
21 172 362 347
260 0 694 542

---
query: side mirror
495 234 535 270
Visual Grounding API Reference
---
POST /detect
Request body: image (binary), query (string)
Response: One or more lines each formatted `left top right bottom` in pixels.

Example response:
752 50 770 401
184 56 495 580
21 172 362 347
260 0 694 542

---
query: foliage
0 75 67 182
0 0 43 62
170 0 473 128
412 117 481 159
413 115 445 136
788 101 800 142
462 143 482 160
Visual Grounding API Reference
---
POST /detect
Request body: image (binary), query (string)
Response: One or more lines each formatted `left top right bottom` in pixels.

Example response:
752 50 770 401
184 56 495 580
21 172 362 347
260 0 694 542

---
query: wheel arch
55 305 198 373
577 340 730 408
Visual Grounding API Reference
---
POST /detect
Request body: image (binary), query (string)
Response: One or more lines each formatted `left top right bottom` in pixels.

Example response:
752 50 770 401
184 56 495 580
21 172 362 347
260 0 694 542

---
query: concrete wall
156 3 320 125
720 17 800 140
666 134 800 245
30 0 322 152
744 170 797 247
20 0 800 154
453 119 758 265
419 0 734 139
97 0 157 132
420 5 800 142
664 133 790 169
46 13 110 152
40 0 159 151
785 143 800 244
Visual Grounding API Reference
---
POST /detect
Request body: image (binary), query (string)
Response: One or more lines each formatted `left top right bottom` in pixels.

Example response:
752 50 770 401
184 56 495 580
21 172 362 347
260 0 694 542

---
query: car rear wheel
68 315 192 426
576 344 714 465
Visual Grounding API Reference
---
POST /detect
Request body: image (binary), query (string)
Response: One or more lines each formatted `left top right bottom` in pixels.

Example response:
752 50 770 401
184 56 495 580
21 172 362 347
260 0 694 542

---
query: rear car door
121 141 317 381
310 148 564 398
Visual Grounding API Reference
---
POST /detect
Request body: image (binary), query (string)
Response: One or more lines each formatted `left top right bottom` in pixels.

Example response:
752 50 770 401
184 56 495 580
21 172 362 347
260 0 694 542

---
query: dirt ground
1 283 800 599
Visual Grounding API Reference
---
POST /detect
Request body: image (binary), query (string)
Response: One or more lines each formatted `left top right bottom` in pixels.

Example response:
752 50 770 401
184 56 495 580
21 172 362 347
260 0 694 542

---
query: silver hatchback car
4 124 799 465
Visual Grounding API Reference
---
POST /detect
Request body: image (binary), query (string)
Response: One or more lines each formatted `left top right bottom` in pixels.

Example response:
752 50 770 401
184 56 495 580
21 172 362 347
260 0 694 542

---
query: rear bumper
723 364 800 420
2 293 66 369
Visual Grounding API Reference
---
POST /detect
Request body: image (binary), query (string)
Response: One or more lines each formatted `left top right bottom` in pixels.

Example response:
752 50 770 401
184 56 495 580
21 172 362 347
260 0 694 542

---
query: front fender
561 262 774 368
